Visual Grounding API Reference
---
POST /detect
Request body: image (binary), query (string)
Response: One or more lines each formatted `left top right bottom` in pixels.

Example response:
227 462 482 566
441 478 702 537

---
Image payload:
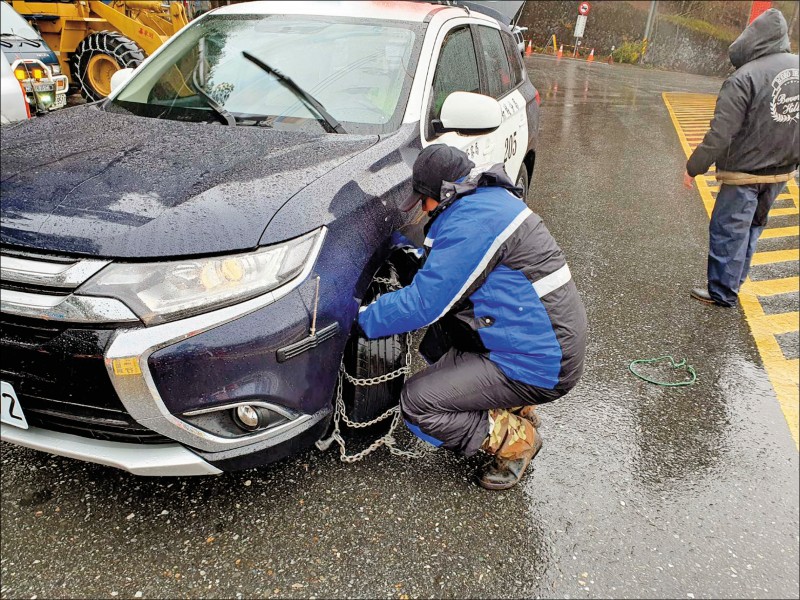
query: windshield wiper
242 51 346 134
191 66 236 126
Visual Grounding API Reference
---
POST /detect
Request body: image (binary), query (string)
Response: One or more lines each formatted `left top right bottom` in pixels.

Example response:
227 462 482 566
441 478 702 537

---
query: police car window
106 15 423 135
502 32 524 88
429 26 480 125
477 26 513 99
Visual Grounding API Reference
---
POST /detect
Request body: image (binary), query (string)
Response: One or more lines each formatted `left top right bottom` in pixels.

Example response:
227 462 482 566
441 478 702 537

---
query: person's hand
683 172 694 189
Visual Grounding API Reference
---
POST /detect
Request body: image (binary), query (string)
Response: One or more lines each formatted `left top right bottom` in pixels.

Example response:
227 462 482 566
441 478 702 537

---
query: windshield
107 14 424 134
0 1 41 39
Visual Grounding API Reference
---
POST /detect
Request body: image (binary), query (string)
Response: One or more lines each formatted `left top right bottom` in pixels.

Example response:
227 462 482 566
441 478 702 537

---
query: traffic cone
556 44 563 59
587 48 595 62
525 40 532 56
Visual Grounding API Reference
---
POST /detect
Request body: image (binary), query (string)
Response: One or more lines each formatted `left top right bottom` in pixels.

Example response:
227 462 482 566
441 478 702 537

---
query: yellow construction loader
11 0 188 100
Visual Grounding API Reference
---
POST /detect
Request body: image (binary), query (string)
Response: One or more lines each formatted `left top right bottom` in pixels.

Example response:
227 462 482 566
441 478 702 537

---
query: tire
71 31 145 101
341 262 408 427
516 161 530 202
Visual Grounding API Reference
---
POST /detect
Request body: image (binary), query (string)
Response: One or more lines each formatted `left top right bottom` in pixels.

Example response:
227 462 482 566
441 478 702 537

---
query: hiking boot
478 410 542 491
512 405 541 428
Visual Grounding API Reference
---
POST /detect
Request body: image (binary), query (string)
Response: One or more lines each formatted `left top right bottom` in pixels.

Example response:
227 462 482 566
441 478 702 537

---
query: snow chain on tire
315 277 427 463
71 31 145 101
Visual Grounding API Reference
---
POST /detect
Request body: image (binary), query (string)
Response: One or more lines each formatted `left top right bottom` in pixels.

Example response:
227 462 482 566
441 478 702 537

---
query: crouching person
358 145 587 490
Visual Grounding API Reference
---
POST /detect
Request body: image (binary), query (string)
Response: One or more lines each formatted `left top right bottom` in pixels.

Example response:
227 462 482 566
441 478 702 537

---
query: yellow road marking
742 276 799 296
664 92 799 448
770 207 800 217
759 226 800 239
750 249 800 266
760 312 800 335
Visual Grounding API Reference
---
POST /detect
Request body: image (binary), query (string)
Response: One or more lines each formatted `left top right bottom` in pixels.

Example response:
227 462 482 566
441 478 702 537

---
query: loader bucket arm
88 0 172 55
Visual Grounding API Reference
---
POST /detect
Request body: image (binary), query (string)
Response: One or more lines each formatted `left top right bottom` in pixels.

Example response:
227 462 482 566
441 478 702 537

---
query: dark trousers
708 182 786 306
400 348 562 457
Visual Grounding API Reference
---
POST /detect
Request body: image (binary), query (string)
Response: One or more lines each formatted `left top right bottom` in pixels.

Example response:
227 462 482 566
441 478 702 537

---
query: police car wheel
516 163 530 201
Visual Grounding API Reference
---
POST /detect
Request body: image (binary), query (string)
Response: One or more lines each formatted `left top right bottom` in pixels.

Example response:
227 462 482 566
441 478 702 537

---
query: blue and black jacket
359 164 587 393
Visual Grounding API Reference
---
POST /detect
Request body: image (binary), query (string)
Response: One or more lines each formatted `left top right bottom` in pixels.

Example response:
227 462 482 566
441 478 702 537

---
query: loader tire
341 262 408 429
71 31 145 101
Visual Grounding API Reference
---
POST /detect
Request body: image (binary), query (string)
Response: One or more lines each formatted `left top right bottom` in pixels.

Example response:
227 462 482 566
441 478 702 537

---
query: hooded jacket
359 164 587 393
686 9 799 177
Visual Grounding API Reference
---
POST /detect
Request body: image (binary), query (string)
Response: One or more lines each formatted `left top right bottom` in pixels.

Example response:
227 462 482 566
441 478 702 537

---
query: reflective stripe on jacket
359 165 587 392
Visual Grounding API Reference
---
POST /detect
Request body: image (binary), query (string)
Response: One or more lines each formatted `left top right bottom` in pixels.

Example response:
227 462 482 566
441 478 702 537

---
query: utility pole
640 0 658 64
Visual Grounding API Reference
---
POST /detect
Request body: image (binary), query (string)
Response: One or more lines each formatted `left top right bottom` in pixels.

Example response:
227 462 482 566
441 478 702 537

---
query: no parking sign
575 2 591 40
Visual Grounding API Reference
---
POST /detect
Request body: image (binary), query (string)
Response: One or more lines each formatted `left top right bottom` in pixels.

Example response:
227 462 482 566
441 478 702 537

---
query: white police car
0 0 540 475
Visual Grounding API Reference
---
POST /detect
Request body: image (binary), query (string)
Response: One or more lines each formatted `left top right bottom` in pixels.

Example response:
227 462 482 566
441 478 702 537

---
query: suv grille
1 249 170 445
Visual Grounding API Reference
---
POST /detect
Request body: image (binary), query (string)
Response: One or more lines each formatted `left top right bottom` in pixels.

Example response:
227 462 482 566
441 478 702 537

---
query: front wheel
341 262 408 427
516 162 530 202
71 31 145 101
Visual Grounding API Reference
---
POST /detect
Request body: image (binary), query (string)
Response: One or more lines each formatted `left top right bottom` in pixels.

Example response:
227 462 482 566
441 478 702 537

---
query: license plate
1 381 29 430
54 93 67 109
33 83 54 93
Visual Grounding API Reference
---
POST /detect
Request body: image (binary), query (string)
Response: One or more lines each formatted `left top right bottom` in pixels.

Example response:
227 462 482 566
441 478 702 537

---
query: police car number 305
1 381 28 429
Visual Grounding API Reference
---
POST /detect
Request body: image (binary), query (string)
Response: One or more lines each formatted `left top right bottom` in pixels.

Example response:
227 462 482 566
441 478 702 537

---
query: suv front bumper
1 423 221 476
1 232 342 474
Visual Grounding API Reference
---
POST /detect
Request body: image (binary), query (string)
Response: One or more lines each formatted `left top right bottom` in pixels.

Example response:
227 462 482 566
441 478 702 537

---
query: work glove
387 232 425 287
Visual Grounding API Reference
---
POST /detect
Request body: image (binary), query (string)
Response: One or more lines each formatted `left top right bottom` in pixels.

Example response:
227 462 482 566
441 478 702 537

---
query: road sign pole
573 11 588 56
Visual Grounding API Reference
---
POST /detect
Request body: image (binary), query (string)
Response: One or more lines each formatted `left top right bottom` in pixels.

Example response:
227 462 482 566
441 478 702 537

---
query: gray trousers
400 349 563 456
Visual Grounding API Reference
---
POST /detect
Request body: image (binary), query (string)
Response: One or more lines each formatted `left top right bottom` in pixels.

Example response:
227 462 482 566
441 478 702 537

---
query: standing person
358 144 587 490
685 8 799 307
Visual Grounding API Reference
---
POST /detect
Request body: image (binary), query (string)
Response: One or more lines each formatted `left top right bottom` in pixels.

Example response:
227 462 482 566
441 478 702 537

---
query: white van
0 51 30 124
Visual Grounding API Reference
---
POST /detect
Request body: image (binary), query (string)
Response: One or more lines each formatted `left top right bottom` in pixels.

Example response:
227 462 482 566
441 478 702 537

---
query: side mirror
109 68 135 94
434 91 502 135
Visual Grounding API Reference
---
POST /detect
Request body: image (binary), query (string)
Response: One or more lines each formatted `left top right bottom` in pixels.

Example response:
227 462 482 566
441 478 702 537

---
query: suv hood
1 104 377 258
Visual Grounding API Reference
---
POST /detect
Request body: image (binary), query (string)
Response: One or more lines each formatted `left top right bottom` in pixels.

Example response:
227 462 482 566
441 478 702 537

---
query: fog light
233 405 270 431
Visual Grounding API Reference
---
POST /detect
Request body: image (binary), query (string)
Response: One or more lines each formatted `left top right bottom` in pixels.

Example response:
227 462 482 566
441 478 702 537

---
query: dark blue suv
0 1 539 475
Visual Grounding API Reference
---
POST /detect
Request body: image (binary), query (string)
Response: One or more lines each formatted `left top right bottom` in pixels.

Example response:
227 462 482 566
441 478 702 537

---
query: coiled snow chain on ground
316 276 427 463
629 355 697 387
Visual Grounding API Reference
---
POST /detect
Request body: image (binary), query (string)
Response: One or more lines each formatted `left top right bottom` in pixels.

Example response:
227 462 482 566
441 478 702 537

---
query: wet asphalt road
2 56 799 600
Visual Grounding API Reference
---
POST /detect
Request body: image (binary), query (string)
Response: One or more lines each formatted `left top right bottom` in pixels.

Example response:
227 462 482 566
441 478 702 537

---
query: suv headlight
78 228 324 325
